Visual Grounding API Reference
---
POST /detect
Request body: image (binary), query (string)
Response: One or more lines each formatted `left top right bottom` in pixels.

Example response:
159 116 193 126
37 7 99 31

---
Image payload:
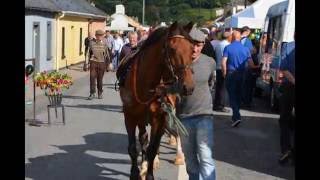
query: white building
25 0 58 72
106 4 136 31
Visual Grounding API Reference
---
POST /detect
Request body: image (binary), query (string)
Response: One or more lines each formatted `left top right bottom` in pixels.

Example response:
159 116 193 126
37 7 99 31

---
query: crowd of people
82 22 295 179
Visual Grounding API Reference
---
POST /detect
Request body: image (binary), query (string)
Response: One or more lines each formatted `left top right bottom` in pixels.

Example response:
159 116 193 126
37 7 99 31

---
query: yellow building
52 0 107 70
56 15 89 69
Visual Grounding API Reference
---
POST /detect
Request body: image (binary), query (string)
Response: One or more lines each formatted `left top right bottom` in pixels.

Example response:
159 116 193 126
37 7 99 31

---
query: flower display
34 71 73 96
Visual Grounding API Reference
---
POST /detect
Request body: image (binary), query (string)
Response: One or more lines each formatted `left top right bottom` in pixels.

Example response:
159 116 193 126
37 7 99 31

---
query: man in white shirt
113 32 124 71
213 31 232 112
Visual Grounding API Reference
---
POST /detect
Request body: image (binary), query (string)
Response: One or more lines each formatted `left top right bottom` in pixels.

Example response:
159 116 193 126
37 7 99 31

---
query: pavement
25 64 295 180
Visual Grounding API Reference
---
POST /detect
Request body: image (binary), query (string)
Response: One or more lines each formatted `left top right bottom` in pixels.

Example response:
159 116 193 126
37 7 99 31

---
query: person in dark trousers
213 31 232 112
200 28 217 94
242 44 260 107
200 28 216 60
221 28 255 127
83 32 95 71
86 29 111 100
240 26 255 107
278 40 295 165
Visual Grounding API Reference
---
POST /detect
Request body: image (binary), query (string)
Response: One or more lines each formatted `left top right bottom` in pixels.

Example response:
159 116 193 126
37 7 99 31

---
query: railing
25 58 40 126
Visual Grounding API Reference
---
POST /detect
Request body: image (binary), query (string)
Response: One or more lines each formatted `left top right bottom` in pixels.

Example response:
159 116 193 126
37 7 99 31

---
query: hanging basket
47 94 63 106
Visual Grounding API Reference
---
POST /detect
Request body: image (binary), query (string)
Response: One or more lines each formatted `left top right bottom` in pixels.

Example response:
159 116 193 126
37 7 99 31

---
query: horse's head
163 21 195 96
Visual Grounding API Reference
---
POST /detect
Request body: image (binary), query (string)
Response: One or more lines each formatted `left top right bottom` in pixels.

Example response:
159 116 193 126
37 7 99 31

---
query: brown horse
119 22 195 180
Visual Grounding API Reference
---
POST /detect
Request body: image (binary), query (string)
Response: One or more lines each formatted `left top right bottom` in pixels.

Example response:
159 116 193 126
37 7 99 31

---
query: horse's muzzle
182 85 194 96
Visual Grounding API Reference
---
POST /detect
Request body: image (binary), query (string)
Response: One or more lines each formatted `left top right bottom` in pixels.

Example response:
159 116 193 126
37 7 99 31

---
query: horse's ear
169 21 179 32
183 22 194 33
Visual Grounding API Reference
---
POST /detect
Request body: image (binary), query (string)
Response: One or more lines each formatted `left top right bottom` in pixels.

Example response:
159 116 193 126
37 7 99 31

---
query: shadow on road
25 132 130 180
213 114 294 180
66 104 123 113
63 95 89 100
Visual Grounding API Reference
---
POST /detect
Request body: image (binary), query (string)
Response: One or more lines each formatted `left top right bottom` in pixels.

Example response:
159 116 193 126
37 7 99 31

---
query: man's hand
283 70 295 85
221 57 227 78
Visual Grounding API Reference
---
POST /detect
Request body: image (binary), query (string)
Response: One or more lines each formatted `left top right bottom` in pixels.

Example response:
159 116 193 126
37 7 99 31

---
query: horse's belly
120 88 134 106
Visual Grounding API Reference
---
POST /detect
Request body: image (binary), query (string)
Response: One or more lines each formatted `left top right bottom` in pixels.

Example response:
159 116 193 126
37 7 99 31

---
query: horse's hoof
146 174 154 180
153 155 160 170
168 136 177 146
130 166 140 180
140 161 148 177
153 161 160 170
174 153 185 165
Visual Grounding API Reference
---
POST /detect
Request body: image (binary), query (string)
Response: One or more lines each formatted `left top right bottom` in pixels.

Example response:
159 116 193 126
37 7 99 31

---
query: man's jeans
214 69 226 109
225 71 244 121
180 115 216 180
112 50 120 70
242 69 257 105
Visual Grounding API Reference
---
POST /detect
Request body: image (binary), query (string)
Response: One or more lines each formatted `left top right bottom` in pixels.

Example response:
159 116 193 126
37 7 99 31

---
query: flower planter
47 94 63 106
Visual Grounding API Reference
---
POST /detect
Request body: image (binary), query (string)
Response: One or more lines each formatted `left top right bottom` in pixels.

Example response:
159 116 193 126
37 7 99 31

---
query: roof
25 0 60 13
266 1 289 17
26 0 107 19
224 0 286 29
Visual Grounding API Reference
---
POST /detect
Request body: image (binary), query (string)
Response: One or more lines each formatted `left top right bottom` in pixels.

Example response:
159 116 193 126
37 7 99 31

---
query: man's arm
280 42 295 85
85 45 91 64
247 58 259 68
221 57 227 78
105 45 111 64
283 70 295 85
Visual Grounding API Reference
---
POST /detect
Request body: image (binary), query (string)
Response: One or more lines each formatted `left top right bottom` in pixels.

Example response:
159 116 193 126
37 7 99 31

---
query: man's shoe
98 93 103 99
278 150 291 165
231 119 241 127
87 94 95 100
214 107 230 113
241 103 252 109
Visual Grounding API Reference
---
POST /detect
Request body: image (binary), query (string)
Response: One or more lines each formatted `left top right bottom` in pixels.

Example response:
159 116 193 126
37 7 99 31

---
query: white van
256 0 295 111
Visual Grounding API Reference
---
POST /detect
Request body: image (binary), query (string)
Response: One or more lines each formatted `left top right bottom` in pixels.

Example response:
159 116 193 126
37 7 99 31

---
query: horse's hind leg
153 147 160 170
168 134 177 146
174 135 185 165
146 114 166 180
125 116 140 180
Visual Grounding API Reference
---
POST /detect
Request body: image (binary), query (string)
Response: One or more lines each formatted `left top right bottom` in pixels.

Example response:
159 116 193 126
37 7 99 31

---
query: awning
224 0 287 29
105 26 134 31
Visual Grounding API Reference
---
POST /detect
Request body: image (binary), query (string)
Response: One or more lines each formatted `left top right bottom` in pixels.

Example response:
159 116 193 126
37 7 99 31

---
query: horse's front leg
138 122 149 178
146 113 166 180
124 115 140 180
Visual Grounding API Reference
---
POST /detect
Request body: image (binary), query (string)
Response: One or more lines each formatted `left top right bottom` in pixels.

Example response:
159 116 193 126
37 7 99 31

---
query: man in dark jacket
83 32 95 71
117 31 139 86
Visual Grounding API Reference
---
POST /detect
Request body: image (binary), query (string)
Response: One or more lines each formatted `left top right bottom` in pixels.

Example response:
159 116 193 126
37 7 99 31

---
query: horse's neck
136 40 164 95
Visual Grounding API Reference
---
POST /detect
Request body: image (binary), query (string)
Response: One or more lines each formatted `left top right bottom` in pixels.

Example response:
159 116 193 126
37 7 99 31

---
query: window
266 16 282 54
47 22 52 61
79 28 83 55
62 27 66 59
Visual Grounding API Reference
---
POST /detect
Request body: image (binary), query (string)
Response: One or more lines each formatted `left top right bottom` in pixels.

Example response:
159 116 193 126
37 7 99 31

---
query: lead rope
160 96 189 137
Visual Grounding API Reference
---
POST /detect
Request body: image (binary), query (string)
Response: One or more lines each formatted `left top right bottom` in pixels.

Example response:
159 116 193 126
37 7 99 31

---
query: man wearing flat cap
177 27 216 180
86 29 111 100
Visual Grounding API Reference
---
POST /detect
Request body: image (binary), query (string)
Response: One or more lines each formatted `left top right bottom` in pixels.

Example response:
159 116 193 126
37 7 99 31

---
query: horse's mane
140 27 168 51
139 23 193 51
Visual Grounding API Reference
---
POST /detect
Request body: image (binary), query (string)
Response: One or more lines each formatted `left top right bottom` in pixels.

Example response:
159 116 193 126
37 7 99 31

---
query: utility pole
142 0 145 25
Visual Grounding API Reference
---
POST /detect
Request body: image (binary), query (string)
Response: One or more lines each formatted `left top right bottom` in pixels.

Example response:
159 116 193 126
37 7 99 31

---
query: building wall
89 20 106 36
25 15 56 72
56 16 88 69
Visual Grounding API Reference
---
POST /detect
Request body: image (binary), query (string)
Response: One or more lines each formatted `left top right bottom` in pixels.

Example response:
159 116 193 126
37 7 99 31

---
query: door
32 22 40 72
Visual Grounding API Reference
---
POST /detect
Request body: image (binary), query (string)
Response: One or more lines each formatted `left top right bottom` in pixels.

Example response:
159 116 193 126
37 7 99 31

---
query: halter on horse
119 21 195 180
